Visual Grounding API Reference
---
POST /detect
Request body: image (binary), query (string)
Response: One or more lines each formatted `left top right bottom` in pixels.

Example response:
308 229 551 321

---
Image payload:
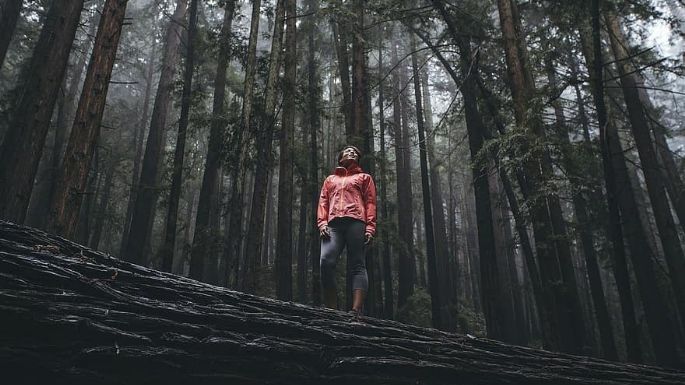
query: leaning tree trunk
585 0 682 368
48 0 130 239
0 0 84 223
606 12 685 336
2 221 685 383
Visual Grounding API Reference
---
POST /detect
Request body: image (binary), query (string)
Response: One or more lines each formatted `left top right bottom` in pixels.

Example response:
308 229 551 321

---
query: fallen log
0 221 683 384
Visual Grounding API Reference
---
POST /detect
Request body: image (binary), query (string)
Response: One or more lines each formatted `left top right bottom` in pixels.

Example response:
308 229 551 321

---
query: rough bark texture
1 221 685 383
49 0 129 239
0 0 84 223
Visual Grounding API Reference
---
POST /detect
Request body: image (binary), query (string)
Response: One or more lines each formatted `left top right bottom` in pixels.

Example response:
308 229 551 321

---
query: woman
317 145 377 317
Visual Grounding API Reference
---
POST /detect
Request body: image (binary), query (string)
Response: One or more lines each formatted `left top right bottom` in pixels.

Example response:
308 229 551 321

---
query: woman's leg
345 220 368 313
320 224 345 309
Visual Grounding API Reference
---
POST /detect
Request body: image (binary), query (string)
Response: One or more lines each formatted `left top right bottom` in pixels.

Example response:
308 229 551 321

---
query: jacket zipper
339 169 347 213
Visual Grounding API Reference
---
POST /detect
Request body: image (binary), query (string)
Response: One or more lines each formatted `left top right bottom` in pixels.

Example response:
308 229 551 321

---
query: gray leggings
320 217 368 292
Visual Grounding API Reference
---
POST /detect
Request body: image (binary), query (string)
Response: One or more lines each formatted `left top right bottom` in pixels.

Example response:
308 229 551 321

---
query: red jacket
317 163 377 236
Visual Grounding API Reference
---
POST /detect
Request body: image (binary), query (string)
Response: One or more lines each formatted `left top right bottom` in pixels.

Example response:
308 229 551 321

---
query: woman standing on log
317 145 377 317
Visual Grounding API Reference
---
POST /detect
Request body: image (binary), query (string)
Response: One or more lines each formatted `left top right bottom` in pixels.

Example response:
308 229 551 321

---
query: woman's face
340 147 359 163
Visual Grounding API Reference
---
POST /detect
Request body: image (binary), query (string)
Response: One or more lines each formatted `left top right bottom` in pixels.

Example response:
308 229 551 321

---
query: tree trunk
410 41 444 331
420 62 454 331
0 0 22 67
297 178 308 303
159 0 198 273
189 0 235 282
276 0 296 301
3 221 685 382
390 29 415 308
243 0 283 293
0 0 85 223
585 0 682 367
223 0 262 286
89 160 115 250
546 54 618 360
122 0 187 266
120 41 156 257
377 31 393 319
307 0 322 307
48 0 130 239
606 11 685 335
331 0 353 140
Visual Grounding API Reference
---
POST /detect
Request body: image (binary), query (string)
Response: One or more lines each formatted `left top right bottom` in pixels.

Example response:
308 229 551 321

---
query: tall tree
606 11 685 335
585 0 681 367
189 0 236 281
122 0 188 265
48 0 130 239
0 0 85 223
306 0 322 307
0 0 22 67
223 0 262 284
496 0 586 352
391 27 415 309
158 0 198 273
410 40 444 330
276 0 296 301
242 0 284 293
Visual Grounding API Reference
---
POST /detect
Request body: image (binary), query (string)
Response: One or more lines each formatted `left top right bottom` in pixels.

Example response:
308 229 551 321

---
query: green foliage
396 287 432 328
455 301 486 337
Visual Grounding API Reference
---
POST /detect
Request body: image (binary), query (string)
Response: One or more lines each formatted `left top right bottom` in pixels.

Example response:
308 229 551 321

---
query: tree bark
390 28 415 309
122 0 188 266
585 0 681 367
276 0 296 301
89 160 115 250
0 0 22 67
3 221 685 382
159 0 198 273
223 0 262 285
189 0 235 282
48 0 130 239
120 41 156 257
377 31 393 319
243 0 284 293
331 0 353 141
306 0 322 307
0 0 85 223
606 11 685 336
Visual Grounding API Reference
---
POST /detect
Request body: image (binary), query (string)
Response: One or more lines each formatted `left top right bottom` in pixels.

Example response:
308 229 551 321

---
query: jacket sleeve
316 177 330 231
363 175 377 236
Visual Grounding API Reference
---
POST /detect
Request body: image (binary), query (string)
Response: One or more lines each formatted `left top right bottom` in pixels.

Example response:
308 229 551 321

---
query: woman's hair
337 145 362 164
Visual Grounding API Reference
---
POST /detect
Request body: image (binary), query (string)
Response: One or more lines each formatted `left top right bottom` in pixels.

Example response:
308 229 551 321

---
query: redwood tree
48 0 130 239
0 0 85 223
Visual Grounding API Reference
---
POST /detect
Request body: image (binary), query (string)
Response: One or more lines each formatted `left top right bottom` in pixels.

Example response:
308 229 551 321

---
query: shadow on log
1 221 684 384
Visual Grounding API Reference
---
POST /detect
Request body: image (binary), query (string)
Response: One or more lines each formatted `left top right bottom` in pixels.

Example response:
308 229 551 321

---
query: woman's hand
320 226 331 239
365 232 373 245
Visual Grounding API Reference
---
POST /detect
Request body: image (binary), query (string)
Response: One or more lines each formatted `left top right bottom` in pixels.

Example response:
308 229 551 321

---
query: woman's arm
363 175 377 237
316 177 330 231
